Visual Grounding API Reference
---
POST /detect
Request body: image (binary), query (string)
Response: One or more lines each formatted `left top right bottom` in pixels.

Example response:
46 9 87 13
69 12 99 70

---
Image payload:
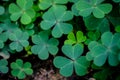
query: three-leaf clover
0 59 8 73
64 31 86 45
83 15 110 33
31 31 59 60
87 32 120 66
39 0 68 10
76 0 112 18
9 0 36 24
9 29 29 52
53 44 90 77
10 59 33 79
40 6 73 38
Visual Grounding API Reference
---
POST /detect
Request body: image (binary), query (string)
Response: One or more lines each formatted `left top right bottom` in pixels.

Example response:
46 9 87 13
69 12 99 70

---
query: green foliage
115 25 120 32
39 0 68 10
113 0 120 3
10 59 33 79
76 0 112 18
54 44 90 77
0 0 120 79
83 15 110 33
0 28 8 48
24 23 35 36
87 32 120 66
31 31 59 60
9 0 36 24
85 31 100 44
0 47 10 59
0 6 5 15
0 59 8 73
64 31 86 45
40 6 73 38
9 29 29 52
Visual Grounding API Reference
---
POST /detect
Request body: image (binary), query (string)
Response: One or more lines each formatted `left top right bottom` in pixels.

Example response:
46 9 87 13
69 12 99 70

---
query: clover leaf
9 0 36 24
9 29 29 52
40 6 73 38
53 44 90 77
31 31 59 60
23 23 35 36
87 32 120 66
0 47 10 59
76 0 112 18
115 25 120 32
93 68 112 80
85 31 100 44
83 15 110 33
10 59 33 79
0 59 8 73
0 6 5 15
39 0 68 10
64 31 86 45
113 0 120 3
0 28 8 48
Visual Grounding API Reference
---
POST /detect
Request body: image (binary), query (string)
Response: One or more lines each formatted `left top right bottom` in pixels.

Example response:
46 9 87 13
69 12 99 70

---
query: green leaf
10 59 33 79
54 56 73 77
9 0 35 24
64 32 76 44
65 31 86 45
9 29 29 52
0 6 5 15
20 13 32 25
83 15 110 33
53 44 90 77
39 0 68 10
74 56 90 76
0 59 8 73
24 23 35 36
87 32 120 66
0 48 10 59
93 68 113 80
112 0 120 3
85 31 100 44
115 25 120 32
62 44 83 60
76 0 112 18
40 6 73 38
31 31 59 60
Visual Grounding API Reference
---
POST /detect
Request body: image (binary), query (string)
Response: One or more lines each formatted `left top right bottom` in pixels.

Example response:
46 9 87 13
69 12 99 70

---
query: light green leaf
65 31 86 45
21 13 31 25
